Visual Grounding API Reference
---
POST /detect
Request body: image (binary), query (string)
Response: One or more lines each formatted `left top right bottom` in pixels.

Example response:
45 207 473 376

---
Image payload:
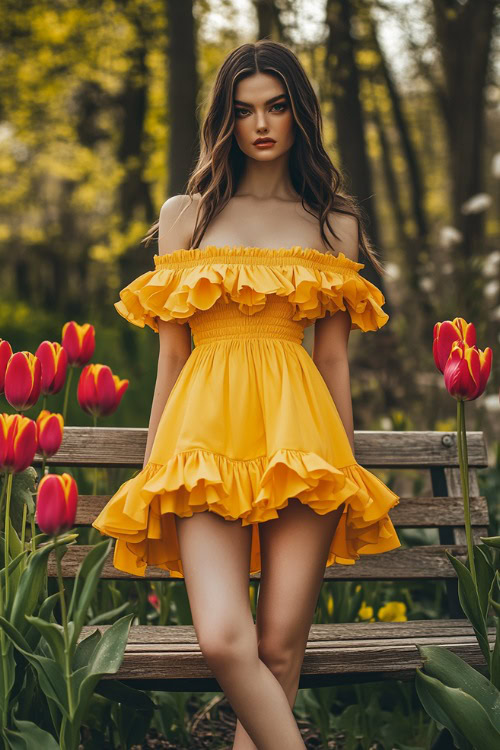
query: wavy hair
143 39 384 275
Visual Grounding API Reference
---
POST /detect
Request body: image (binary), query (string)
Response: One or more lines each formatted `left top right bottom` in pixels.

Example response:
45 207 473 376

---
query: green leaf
72 628 101 671
0 615 34 654
0 637 16 715
0 641 69 718
492 616 500 691
0 549 28 590
88 600 130 625
415 668 500 749
474 544 495 619
10 717 59 750
481 536 500 550
73 613 133 731
10 539 67 635
418 644 500 729
446 550 491 665
68 539 112 650
94 678 156 709
24 616 66 664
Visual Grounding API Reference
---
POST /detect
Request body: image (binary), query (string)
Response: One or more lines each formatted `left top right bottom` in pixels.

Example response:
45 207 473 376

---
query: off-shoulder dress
92 245 401 578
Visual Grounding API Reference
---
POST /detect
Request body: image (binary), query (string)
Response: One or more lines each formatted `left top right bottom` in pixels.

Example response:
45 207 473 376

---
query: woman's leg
175 509 307 750
232 499 346 750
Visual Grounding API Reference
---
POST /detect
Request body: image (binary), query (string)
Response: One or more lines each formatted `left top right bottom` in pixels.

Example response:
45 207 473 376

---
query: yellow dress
92 245 401 578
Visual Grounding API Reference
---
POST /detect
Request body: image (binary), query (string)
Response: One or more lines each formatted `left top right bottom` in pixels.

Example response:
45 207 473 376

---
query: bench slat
50 544 470 580
76 620 495 687
34 427 489 468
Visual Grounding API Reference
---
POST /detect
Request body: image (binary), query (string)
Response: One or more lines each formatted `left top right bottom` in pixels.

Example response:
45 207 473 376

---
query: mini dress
92 245 401 578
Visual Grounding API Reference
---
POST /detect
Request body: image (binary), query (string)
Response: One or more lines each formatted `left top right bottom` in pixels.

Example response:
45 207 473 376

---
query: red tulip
0 339 13 394
148 593 160 611
35 341 68 395
0 413 37 473
4 352 41 411
61 322 95 366
433 318 477 373
443 340 493 400
36 410 64 458
36 473 78 536
77 364 128 417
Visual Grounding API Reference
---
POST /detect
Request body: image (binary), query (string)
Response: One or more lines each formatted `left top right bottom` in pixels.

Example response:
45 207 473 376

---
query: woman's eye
235 103 287 118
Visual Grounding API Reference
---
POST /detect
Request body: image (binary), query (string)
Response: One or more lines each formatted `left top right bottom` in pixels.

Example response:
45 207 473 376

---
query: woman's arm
142 195 197 468
312 213 359 455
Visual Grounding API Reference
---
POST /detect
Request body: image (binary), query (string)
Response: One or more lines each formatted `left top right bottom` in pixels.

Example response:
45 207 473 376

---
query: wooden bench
38 427 496 690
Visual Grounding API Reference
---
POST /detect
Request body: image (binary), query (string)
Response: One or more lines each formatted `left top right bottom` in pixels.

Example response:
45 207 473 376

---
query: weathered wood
75 494 490 528
34 428 489 468
50 544 470 580
76 620 495 688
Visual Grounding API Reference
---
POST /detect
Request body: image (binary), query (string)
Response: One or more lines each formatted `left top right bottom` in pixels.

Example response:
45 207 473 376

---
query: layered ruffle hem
92 245 400 578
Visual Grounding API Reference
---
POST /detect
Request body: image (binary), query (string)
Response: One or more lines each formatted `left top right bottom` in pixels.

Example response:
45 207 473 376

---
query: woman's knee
197 618 258 667
257 634 302 682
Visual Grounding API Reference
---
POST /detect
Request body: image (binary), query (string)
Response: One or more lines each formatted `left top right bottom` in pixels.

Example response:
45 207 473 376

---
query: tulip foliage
415 317 500 748
0 322 134 747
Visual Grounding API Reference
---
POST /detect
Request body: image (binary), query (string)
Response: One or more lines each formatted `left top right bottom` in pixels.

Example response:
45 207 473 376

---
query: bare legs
175 508 307 750
175 499 345 750
232 499 346 750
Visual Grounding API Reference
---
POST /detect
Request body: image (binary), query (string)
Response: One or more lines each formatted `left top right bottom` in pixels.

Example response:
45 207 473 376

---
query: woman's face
233 72 295 161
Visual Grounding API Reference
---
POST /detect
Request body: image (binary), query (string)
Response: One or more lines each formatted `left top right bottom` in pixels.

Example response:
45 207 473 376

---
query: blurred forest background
1 0 499 458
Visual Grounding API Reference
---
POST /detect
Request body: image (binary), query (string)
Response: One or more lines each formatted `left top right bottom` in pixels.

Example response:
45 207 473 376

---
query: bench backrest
36 427 490 618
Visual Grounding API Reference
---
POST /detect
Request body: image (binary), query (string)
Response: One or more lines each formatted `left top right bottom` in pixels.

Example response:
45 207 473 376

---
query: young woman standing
93 40 400 750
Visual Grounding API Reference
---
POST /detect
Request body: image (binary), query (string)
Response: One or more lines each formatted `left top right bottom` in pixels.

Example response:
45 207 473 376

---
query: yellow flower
327 593 334 616
358 601 374 620
355 584 361 592
249 586 255 608
377 601 407 622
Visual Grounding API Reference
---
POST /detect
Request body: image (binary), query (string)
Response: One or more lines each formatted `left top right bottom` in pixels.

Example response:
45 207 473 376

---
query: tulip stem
0 471 7 529
55 540 75 720
0 562 8 729
92 414 98 497
457 399 477 588
4 472 13 603
62 366 74 424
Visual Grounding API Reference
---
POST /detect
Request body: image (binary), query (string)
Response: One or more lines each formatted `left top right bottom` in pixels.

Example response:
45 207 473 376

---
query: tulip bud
433 317 477 373
4 352 41 411
0 413 37 473
0 339 13 395
36 410 64 458
35 341 68 395
443 340 493 401
61 322 95 366
36 472 78 536
77 364 128 418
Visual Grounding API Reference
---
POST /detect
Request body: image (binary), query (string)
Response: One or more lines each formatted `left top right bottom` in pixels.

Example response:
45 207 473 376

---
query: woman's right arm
142 195 197 468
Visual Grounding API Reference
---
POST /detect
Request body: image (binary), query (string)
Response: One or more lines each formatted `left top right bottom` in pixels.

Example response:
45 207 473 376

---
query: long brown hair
143 40 385 275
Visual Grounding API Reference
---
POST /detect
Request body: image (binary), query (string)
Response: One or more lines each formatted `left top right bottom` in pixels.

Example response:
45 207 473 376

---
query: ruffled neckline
153 245 365 272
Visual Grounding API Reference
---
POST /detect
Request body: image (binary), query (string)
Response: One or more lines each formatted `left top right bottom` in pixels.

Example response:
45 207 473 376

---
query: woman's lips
254 140 275 148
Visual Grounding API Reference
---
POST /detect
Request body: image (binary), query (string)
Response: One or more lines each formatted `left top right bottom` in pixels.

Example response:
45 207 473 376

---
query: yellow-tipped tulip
443 340 492 401
36 473 78 536
36 410 64 458
4 352 41 411
77 364 128 417
433 317 477 373
0 339 13 395
0 413 37 473
61 321 95 366
35 341 68 395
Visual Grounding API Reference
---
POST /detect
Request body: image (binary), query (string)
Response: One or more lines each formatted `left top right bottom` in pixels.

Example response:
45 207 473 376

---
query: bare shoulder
322 211 360 262
157 193 202 256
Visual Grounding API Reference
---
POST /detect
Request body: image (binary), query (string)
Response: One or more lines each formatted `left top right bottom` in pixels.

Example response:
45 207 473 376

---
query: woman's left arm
313 311 355 454
312 212 360 455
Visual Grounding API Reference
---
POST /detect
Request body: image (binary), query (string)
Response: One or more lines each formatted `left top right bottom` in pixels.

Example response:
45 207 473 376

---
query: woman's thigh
256 499 346 655
174 510 256 655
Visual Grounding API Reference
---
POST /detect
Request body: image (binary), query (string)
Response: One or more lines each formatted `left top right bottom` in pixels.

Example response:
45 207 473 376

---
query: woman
93 40 401 749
